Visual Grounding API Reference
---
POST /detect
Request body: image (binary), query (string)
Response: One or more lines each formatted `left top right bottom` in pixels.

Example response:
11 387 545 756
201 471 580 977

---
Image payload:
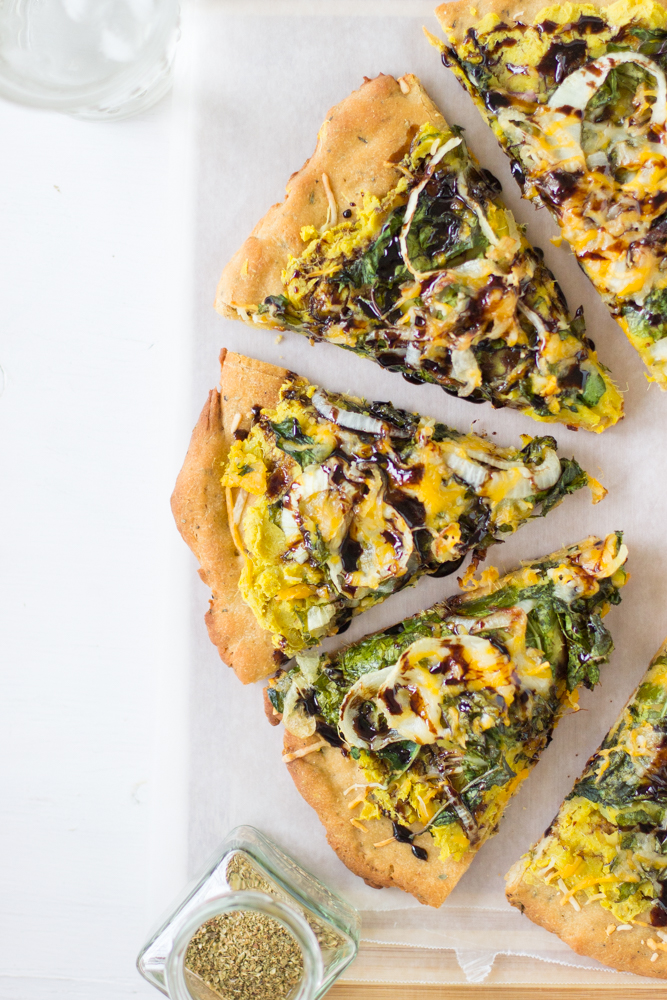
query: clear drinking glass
0 0 180 120
137 826 360 1000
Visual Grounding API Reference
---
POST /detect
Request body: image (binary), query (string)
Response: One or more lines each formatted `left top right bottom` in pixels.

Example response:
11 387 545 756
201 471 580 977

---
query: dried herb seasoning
185 909 303 1000
225 853 343 954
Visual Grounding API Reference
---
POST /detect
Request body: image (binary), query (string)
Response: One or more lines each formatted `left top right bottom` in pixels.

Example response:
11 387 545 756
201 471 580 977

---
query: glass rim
0 0 179 111
164 889 324 1000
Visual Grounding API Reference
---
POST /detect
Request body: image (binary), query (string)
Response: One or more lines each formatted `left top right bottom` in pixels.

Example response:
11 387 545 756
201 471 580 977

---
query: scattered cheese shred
587 476 607 505
652 953 659 963
399 77 410 94
350 818 368 832
232 488 248 526
229 412 242 434
225 487 246 556
559 874 616 904
606 924 616 936
281 739 329 763
321 172 337 231
373 836 396 849
343 781 383 796
616 924 634 932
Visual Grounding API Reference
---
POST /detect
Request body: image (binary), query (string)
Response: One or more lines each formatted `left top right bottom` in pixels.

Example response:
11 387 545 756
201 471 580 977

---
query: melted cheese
338 635 515 751
447 5 667 386
233 115 621 429
222 377 597 655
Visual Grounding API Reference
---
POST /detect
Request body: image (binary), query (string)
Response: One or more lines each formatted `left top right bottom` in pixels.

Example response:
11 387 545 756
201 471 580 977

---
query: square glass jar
137 826 360 1000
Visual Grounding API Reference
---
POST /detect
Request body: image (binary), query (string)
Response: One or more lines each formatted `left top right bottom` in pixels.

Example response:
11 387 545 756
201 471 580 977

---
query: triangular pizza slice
506 638 667 978
217 73 621 431
173 352 603 683
435 0 667 388
267 535 628 906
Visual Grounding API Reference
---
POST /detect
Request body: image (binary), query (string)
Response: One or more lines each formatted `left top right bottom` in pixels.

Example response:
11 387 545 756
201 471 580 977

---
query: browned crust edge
215 73 448 318
506 855 667 979
435 0 645 46
505 639 667 978
283 730 475 907
170 350 288 684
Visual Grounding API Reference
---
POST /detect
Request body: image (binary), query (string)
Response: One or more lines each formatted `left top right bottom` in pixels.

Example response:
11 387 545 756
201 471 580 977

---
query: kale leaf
585 62 655 125
269 417 322 468
525 599 567 675
580 370 606 408
532 457 590 518
375 741 420 776
555 603 613 691
267 686 284 714
623 287 667 344
339 210 407 290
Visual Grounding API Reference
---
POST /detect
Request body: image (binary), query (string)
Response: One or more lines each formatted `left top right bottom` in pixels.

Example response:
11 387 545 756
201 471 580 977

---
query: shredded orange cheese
281 739 328 763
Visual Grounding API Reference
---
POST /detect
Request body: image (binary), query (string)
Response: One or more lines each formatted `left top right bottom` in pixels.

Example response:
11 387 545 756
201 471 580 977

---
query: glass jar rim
0 0 180 111
164 889 324 1000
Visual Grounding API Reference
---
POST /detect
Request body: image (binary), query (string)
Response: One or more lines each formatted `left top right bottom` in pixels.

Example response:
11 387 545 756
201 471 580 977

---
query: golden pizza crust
283 729 476 907
215 73 447 319
506 855 667 979
436 0 639 45
171 350 288 684
505 638 667 978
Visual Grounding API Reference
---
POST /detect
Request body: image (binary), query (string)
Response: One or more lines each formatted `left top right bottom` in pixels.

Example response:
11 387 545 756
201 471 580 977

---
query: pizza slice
266 535 629 906
506 638 667 978
434 0 667 388
217 73 622 431
173 352 603 683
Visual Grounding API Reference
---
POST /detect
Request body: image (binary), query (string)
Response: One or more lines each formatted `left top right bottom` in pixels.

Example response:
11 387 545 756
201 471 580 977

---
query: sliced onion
306 603 336 632
282 684 316 739
586 151 608 169
465 449 521 471
399 137 463 279
312 389 385 435
404 341 422 367
548 52 667 127
338 635 512 751
280 506 301 539
489 470 535 501
450 347 482 398
530 449 561 491
649 337 667 362
338 665 397 750
295 651 322 683
446 451 488 488
296 464 330 498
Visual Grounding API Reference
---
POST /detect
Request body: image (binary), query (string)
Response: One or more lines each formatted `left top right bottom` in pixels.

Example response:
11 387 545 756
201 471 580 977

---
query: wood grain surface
331 989 665 998
331 943 665 995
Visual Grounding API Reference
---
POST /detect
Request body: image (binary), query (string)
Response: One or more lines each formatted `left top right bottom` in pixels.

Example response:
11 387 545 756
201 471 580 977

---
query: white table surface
0 83 192 998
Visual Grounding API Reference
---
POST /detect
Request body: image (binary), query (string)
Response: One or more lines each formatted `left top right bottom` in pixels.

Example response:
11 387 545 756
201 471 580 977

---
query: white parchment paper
177 0 667 983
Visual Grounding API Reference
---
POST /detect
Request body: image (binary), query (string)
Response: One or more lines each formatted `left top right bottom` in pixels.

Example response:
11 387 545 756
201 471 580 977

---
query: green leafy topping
269 417 327 468
375 741 420 776
533 457 590 518
584 61 656 130
580 370 606 408
557 606 613 691
623 287 667 344
267 686 284 714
